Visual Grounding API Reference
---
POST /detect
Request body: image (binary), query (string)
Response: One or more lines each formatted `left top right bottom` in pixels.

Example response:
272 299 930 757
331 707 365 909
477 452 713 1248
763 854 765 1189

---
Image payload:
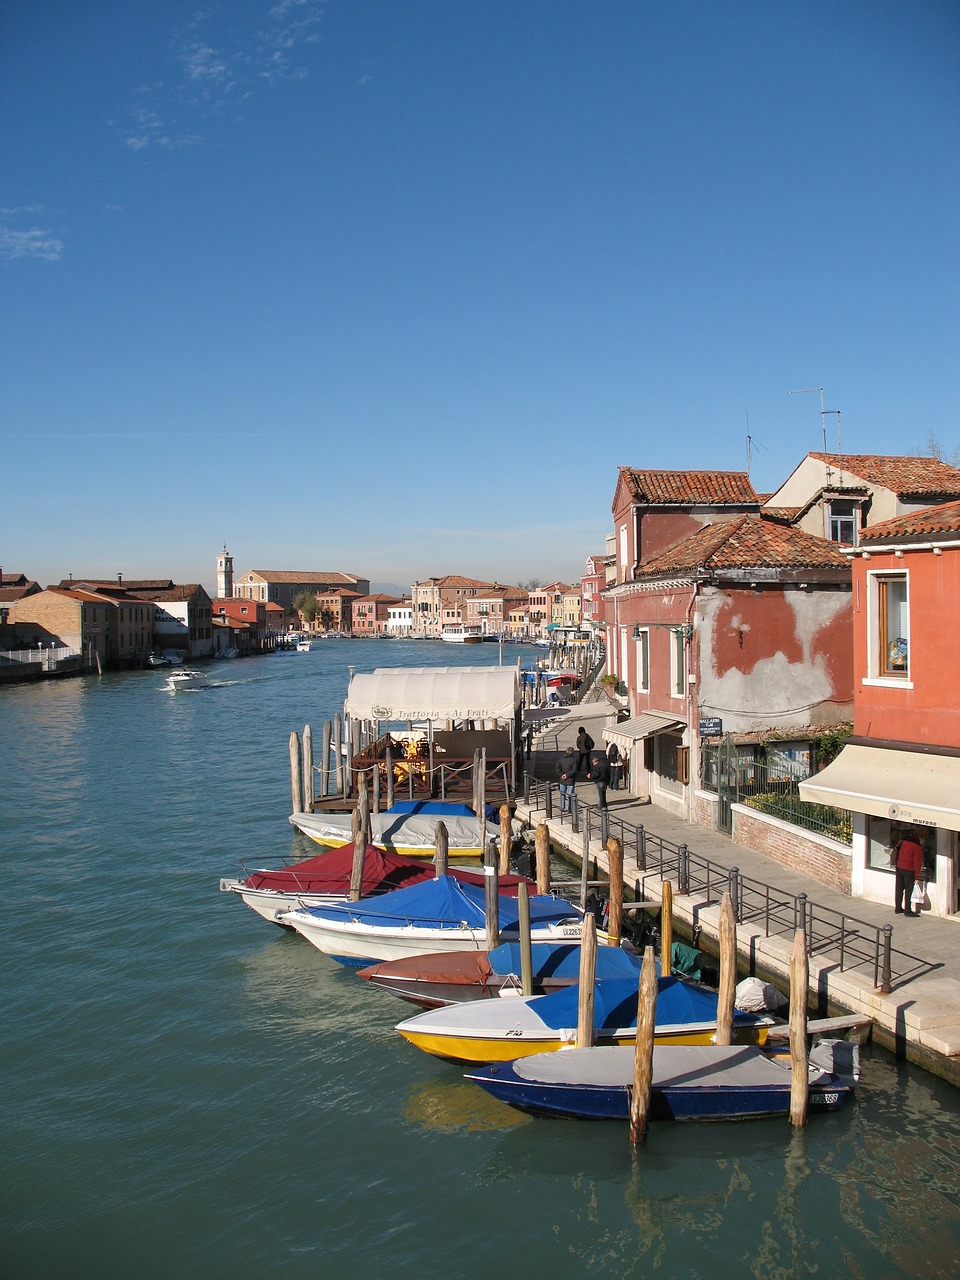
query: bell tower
217 545 234 598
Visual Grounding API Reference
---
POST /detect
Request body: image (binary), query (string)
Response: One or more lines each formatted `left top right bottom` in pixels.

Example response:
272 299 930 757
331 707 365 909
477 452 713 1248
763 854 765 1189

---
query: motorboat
219 843 533 927
279 876 586 966
296 639 313 652
289 802 501 859
394 976 770 1063
147 653 173 667
464 1040 858 1121
164 668 210 692
440 625 483 644
358 941 650 1009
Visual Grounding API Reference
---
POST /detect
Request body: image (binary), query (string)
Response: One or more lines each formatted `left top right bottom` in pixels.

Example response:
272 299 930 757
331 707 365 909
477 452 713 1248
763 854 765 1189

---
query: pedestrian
893 828 925 917
606 740 622 790
554 746 578 814
575 725 594 774
586 750 611 810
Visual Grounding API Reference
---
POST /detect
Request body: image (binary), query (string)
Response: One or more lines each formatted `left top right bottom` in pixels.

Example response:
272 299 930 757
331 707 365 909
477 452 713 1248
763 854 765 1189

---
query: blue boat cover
487 942 649 982
387 801 476 818
527 976 763 1033
298 875 578 929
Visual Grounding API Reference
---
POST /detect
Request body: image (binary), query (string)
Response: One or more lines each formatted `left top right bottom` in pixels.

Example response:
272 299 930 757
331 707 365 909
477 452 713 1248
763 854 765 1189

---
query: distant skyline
2 1 957 593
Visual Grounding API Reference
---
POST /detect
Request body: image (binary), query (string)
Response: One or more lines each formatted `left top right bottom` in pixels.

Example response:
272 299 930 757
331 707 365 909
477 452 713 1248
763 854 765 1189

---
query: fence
703 744 853 844
522 774 937 995
0 646 83 672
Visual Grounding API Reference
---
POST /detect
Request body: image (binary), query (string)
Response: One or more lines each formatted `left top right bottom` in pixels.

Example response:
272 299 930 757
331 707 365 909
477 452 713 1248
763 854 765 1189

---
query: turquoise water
2 641 959 1279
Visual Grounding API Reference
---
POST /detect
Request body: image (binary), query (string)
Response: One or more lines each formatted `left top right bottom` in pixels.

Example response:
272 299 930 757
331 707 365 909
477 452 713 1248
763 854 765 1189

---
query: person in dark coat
893 829 925 916
554 747 578 814
606 741 622 790
575 726 594 774
586 750 611 809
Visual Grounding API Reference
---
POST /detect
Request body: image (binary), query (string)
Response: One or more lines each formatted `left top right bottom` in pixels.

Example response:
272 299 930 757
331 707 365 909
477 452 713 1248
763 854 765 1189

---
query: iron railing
522 774 937 994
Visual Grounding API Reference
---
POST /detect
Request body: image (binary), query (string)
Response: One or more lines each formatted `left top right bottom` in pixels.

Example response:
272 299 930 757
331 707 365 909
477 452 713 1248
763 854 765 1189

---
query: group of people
554 725 624 813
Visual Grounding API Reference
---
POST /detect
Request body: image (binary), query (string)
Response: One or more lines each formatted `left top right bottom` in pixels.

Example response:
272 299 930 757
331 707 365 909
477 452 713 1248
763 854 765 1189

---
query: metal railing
522 775 938 994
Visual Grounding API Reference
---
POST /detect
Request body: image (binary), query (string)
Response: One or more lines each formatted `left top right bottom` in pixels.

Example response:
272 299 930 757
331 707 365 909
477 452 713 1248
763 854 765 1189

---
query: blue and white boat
464 1040 858 1121
280 875 585 966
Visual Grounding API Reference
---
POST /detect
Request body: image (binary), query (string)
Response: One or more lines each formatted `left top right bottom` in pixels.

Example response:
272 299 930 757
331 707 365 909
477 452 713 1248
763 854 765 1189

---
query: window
828 500 859 545
670 628 685 696
635 628 649 692
658 732 686 795
874 573 909 678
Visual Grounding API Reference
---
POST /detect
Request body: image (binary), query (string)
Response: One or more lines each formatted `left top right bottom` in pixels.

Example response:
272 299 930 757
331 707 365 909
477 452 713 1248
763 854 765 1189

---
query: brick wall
731 804 851 894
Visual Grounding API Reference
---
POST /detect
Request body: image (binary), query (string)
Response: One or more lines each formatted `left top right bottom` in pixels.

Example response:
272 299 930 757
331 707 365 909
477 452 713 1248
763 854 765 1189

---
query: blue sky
2 0 957 594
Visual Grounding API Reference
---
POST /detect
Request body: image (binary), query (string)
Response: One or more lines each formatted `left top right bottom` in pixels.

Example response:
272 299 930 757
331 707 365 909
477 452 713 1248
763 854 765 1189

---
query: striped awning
602 712 684 749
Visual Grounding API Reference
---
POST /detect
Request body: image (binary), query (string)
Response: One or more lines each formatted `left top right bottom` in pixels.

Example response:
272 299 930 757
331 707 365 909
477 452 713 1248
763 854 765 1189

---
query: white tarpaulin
345 667 520 723
798 744 960 832
602 712 684 750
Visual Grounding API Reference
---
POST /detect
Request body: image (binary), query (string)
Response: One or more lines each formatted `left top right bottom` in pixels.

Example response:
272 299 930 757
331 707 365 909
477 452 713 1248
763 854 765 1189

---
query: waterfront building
211 597 268 654
463 585 525 637
409 575 493 638
351 593 401 637
801 498 960 916
232 570 370 610
8 587 157 667
386 598 413 637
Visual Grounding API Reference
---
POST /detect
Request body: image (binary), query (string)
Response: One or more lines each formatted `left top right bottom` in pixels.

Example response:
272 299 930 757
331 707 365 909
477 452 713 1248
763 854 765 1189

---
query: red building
801 499 960 916
351 594 400 636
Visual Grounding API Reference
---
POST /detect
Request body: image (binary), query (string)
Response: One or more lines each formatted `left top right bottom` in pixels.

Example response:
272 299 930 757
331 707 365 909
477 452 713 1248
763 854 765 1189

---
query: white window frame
635 627 649 693
670 628 685 698
863 569 912 688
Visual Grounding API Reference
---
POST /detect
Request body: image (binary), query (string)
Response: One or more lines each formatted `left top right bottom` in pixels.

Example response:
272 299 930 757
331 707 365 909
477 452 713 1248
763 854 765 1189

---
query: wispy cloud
120 0 326 151
0 209 64 263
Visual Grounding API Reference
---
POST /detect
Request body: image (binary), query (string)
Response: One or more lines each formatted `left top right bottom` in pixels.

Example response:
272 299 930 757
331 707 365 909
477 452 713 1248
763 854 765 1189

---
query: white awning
602 712 684 749
799 744 960 832
345 666 520 723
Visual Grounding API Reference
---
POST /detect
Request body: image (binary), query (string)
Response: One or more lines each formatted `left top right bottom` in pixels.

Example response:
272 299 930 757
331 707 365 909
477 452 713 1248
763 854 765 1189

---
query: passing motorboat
164 669 210 692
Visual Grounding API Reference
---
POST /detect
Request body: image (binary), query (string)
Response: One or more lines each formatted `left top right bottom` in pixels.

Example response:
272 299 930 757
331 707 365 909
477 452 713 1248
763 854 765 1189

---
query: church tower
217 545 234 598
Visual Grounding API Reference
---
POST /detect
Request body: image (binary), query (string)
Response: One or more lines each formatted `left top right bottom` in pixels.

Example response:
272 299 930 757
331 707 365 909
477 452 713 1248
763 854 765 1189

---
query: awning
602 712 684 749
799 745 960 832
345 666 520 723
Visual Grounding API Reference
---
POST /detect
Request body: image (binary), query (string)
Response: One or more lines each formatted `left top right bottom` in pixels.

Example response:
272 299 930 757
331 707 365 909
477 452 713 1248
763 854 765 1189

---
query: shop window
866 816 935 881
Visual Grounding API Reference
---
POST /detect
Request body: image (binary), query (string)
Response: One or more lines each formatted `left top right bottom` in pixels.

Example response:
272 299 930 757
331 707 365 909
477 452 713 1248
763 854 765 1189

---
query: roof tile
635 515 850 577
621 468 759 505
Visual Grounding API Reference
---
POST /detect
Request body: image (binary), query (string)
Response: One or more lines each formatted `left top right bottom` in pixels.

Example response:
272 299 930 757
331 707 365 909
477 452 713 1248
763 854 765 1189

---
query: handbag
911 880 926 906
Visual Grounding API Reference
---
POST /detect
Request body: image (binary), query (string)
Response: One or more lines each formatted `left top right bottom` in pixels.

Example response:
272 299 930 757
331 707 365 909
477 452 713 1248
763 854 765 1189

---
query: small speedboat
164 668 210 692
296 639 312 652
465 1040 859 1121
395 976 770 1063
147 654 173 667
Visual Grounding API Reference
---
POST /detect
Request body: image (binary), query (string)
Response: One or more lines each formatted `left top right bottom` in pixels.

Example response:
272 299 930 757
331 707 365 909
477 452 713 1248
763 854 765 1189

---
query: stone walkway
517 701 960 1085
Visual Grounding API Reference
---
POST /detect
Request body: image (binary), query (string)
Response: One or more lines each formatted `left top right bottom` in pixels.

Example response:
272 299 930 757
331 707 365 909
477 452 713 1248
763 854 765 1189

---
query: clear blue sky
2 0 957 594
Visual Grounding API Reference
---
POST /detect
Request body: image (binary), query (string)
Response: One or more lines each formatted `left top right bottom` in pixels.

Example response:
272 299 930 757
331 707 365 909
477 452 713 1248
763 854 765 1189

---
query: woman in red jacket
894 829 925 917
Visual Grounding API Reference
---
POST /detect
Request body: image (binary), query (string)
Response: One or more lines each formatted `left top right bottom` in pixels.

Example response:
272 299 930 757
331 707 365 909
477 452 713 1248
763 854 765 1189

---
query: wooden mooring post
660 880 673 977
499 803 512 878
629 946 658 1146
349 779 370 901
607 836 623 946
320 720 332 798
576 913 597 1048
434 821 449 878
289 731 303 814
518 882 533 996
302 724 314 811
534 822 551 896
484 840 499 951
789 928 810 1127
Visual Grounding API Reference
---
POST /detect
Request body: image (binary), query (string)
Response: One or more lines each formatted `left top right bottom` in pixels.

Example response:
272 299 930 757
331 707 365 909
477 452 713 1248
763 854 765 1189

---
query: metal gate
716 735 739 834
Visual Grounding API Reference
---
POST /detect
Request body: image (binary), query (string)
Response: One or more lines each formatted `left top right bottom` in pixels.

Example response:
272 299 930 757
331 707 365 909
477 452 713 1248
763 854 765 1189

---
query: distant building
386 599 414 637
352 594 401 637
8 587 156 667
217 546 234 598
410 576 494 638
233 570 370 610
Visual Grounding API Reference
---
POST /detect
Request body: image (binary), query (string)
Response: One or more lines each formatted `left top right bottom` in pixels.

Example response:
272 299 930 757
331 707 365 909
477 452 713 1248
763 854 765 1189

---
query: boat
289 802 502 859
279 875 586 966
394 976 770 1063
464 1040 859 1121
440 625 483 644
219 842 534 927
163 669 210 692
147 653 173 667
296 639 313 652
358 941 649 1009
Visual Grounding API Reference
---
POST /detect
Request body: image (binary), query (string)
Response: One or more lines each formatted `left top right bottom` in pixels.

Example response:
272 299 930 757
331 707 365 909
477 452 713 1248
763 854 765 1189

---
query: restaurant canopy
799 744 960 832
345 666 520 724
602 711 684 750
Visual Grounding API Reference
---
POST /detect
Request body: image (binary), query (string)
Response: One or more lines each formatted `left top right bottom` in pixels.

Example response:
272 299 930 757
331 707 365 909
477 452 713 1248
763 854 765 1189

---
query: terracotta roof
1 573 31 586
761 506 802 523
57 578 174 591
859 498 960 545
620 468 759 505
432 575 494 589
809 454 960 499
129 585 205 602
243 570 365 584
635 515 850 578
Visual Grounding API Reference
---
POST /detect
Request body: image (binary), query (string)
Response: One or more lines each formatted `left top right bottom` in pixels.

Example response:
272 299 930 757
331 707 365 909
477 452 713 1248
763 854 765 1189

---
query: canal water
2 640 958 1279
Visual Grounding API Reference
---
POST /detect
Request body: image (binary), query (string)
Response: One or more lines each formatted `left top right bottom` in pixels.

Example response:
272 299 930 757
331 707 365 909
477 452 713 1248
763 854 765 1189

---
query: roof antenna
823 409 841 452
790 386 826 449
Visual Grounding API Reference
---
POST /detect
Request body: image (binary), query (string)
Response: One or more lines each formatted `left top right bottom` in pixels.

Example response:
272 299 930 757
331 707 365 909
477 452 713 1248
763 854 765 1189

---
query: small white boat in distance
296 639 313 652
164 669 210 692
441 625 483 644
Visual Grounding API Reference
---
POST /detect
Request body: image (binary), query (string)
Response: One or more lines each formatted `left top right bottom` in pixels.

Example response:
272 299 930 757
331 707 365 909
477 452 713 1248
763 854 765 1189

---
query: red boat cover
243 844 532 898
358 950 496 986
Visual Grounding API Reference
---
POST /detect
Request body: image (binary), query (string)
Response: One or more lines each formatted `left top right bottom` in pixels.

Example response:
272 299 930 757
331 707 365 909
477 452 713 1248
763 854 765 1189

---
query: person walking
606 741 622 790
586 750 611 810
575 725 594 774
554 746 578 815
893 828 925 916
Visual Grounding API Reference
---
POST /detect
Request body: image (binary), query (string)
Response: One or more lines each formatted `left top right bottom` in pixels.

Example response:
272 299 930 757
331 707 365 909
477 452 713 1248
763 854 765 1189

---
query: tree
292 590 319 623
925 431 960 466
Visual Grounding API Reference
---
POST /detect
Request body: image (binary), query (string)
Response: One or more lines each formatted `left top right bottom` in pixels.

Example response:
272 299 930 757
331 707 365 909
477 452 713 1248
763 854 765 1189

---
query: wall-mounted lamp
632 623 642 639
653 622 694 640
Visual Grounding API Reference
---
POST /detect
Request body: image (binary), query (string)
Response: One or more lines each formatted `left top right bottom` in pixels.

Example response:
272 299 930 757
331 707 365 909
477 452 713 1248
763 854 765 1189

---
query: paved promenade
517 701 960 1086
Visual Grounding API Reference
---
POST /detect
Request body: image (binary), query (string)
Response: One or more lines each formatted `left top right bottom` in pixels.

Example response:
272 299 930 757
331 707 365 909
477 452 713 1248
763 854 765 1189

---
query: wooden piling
289 731 303 814
629 945 658 1146
320 720 332 797
518 882 533 997
332 714 343 795
715 892 737 1047
660 880 673 977
302 724 314 812
789 928 810 1127
477 747 487 861
534 822 551 896
372 758 381 814
576 913 597 1048
385 746 395 809
434 821 449 878
484 840 499 951
349 781 370 900
499 803 512 878
607 837 623 946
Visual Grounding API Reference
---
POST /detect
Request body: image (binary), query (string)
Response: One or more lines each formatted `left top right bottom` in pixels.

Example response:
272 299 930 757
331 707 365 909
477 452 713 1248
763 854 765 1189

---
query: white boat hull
219 878 343 925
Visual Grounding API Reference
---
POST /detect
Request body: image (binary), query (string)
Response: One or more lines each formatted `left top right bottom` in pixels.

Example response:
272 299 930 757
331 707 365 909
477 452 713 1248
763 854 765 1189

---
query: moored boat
289 803 501 859
279 875 586 966
440 625 483 643
395 976 770 1063
464 1040 858 1121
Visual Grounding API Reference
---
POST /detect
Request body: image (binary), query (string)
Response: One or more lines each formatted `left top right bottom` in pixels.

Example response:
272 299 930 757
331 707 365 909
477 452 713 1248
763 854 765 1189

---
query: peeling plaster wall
697 585 853 732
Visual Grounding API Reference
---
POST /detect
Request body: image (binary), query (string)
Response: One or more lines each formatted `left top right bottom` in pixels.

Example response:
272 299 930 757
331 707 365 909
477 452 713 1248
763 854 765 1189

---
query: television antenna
789 387 826 449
